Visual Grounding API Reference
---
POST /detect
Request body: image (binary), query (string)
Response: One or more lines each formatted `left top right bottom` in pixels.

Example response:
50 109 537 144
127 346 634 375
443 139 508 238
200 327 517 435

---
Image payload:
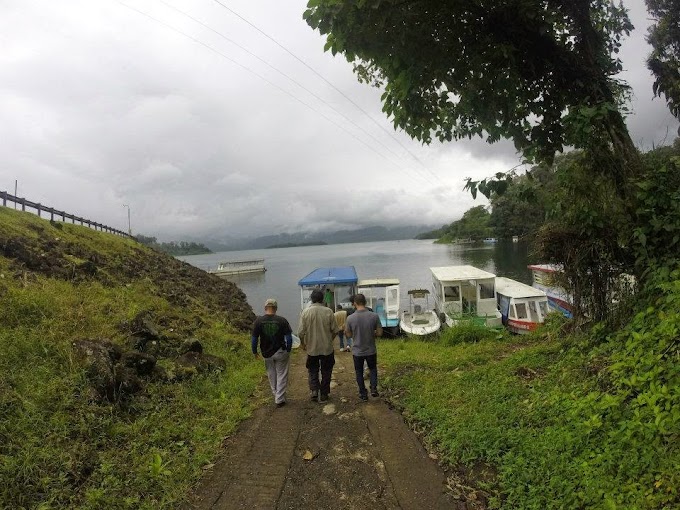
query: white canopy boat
357 278 400 335
430 265 503 328
400 289 441 336
209 258 266 276
495 277 550 334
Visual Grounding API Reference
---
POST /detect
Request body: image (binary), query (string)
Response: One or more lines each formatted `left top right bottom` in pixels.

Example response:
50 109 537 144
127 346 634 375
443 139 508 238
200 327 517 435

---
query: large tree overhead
646 0 680 120
304 0 638 190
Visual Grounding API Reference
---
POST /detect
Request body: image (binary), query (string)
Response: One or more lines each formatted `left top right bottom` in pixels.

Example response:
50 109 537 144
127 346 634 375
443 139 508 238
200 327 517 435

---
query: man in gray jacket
298 289 338 402
345 293 383 402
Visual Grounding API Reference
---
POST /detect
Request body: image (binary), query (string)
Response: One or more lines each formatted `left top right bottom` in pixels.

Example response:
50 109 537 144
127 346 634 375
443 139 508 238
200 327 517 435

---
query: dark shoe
371 389 379 398
319 393 329 403
359 394 368 402
276 401 286 408
310 390 318 401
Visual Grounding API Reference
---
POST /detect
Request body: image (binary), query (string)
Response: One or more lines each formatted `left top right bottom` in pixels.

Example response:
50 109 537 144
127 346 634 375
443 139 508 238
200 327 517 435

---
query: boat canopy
431 265 496 281
496 277 547 299
357 278 400 287
408 289 430 297
527 264 563 273
298 266 358 286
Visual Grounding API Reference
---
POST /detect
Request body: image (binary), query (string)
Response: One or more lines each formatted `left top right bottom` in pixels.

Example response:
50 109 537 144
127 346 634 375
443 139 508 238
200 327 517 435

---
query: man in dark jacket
251 298 293 407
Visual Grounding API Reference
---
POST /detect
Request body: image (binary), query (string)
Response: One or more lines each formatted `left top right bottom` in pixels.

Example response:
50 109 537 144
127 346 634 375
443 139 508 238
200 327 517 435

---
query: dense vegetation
137 234 211 256
0 208 261 508
416 205 493 242
646 0 680 118
307 3 679 507
380 296 679 508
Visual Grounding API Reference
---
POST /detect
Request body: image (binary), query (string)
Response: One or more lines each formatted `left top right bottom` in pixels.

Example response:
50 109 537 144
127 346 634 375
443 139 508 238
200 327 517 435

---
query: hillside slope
0 207 263 509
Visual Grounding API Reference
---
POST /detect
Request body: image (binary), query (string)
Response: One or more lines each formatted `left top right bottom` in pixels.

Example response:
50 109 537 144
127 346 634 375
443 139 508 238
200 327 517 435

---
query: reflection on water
179 239 532 330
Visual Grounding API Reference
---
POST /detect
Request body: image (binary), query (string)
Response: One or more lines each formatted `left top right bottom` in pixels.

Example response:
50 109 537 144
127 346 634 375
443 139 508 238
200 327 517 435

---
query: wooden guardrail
1 190 133 238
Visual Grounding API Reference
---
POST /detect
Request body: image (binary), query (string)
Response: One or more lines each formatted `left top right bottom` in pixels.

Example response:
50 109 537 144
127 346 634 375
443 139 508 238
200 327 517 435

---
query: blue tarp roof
298 266 358 286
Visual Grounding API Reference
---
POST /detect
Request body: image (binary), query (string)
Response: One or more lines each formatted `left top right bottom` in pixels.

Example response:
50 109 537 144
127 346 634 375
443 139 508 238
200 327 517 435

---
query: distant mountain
202 225 438 252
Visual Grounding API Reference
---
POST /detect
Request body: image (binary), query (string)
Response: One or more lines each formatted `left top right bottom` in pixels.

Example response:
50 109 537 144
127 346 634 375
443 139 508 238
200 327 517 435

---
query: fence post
21 198 26 211
37 204 41 217
1 191 6 207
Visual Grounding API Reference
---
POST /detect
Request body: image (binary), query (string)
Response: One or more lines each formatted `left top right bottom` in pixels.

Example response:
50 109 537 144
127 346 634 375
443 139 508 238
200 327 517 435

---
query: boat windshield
515 303 528 319
479 282 495 299
444 285 460 301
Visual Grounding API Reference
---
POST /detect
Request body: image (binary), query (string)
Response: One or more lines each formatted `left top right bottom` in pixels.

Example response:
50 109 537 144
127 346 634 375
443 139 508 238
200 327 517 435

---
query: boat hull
211 267 266 276
400 311 441 336
505 318 540 335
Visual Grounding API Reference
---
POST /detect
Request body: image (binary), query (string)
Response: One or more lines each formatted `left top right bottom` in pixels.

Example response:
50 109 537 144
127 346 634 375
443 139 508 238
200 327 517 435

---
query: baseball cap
264 298 278 308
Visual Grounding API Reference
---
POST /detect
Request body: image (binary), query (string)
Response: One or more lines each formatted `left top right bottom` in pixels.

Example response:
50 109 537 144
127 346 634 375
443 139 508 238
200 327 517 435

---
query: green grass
0 209 265 508
379 306 680 509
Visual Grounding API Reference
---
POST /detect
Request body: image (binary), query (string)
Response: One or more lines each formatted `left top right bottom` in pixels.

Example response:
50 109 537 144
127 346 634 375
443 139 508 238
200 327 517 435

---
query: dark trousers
306 353 335 396
353 353 378 397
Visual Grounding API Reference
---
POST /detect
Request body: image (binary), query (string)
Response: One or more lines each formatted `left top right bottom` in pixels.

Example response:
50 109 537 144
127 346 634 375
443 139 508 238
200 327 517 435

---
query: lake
179 239 533 330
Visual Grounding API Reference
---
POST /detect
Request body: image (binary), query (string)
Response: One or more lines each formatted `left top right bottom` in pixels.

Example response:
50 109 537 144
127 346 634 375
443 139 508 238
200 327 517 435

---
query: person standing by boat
323 287 333 308
298 289 338 402
334 305 350 352
344 293 383 402
251 299 293 408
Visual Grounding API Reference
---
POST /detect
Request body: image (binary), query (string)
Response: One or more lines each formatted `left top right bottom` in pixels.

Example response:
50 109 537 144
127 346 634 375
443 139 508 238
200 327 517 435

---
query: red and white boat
527 264 573 318
495 277 550 334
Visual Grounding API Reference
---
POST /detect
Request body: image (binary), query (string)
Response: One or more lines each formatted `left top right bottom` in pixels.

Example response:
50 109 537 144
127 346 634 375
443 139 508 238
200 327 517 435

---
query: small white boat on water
210 258 266 276
357 278 400 335
400 289 441 336
431 265 503 328
495 277 550 334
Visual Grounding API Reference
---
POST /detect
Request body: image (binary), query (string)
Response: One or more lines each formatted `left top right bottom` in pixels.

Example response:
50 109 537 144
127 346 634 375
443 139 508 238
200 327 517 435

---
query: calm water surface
179 239 533 330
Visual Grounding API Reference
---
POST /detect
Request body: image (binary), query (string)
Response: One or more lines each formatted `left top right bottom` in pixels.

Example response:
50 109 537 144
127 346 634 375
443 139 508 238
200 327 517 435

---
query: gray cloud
1 0 676 242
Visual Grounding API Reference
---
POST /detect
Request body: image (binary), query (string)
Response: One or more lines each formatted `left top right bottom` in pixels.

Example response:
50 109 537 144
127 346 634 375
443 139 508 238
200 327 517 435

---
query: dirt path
185 350 462 510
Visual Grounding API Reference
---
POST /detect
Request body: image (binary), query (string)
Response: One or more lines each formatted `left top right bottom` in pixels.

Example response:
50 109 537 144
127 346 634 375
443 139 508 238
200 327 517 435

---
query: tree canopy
645 0 680 119
305 0 638 188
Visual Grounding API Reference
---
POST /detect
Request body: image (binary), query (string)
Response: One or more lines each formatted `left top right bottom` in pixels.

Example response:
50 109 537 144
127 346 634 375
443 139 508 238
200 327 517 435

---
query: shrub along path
185 349 463 510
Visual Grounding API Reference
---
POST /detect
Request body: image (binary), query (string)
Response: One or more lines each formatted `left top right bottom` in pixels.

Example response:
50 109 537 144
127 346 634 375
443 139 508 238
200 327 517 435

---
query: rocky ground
185 350 482 510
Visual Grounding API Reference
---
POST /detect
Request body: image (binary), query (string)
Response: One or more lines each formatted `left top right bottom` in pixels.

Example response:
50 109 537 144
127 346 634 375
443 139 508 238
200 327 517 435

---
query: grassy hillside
379 308 680 509
0 208 264 509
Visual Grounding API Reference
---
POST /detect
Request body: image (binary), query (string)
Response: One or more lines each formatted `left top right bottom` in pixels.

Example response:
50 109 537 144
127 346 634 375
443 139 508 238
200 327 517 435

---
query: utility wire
209 0 443 183
115 1 429 184
159 0 417 173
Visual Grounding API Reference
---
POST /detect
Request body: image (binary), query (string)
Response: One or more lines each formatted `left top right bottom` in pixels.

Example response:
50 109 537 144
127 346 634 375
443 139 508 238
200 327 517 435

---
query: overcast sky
1 0 677 242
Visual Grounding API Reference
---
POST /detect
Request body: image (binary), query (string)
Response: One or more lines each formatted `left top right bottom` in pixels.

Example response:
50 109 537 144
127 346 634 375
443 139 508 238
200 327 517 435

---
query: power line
114 1 429 184
209 0 440 180
158 0 417 172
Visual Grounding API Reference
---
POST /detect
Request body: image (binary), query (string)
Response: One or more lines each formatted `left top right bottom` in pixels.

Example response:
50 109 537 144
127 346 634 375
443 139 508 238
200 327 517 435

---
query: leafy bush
379 267 680 509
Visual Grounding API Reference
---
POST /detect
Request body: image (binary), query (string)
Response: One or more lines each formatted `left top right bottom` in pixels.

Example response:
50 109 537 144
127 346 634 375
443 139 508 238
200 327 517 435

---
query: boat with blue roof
298 266 358 311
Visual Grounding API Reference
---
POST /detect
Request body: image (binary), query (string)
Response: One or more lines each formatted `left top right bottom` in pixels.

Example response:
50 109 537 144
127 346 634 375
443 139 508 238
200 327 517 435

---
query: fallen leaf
302 450 315 461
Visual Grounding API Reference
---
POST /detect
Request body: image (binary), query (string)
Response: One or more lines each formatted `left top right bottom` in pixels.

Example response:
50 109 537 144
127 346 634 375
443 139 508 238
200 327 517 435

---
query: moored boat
210 258 266 276
430 265 503 328
495 277 550 334
527 264 573 318
298 266 358 311
400 289 441 336
357 278 400 335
